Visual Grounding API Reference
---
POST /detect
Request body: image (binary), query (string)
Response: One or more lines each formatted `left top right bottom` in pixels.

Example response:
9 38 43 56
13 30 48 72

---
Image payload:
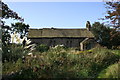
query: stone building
80 38 96 51
28 28 95 50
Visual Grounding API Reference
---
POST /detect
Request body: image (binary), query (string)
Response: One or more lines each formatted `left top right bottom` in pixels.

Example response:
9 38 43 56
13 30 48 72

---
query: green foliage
36 44 49 52
2 46 120 79
1 2 30 46
2 29 11 46
91 22 111 47
1 1 23 46
1 1 23 20
11 22 30 38
6 68 38 79
98 62 119 78
91 22 120 49
100 2 120 49
2 44 28 62
2 59 23 75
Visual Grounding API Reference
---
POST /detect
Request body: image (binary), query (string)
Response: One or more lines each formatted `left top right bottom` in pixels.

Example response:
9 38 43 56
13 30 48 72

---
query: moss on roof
28 28 94 38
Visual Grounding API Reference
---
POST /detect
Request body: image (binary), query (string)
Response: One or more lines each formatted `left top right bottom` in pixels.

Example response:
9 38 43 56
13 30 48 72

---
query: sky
4 0 104 2
4 2 107 29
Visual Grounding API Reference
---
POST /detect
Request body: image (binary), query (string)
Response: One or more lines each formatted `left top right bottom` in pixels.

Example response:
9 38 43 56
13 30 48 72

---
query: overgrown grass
98 62 119 78
2 45 120 79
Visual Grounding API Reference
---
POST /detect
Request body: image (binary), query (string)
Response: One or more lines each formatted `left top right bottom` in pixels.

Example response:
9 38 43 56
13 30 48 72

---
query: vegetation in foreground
2 44 120 79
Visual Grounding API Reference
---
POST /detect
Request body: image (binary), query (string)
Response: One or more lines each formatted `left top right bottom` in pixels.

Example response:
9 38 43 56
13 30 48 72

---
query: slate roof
28 28 94 38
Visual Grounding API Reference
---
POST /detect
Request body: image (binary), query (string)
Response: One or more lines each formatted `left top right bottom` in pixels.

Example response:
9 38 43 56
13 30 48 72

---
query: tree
97 0 120 49
1 1 23 45
1 2 30 63
103 1 120 29
91 22 120 49
1 1 30 45
11 22 30 39
103 1 120 42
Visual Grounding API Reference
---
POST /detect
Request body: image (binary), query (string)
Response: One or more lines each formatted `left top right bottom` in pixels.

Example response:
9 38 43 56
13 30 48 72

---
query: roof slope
28 28 94 38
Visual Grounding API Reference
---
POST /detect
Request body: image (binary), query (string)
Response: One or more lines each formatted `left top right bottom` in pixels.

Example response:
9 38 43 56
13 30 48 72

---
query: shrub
98 62 119 78
36 44 49 52
2 59 23 75
86 48 120 77
3 68 38 79
2 44 28 62
2 46 120 79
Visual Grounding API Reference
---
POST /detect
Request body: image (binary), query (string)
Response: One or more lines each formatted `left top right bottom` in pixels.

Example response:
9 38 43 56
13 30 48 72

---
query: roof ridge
29 28 87 30
28 28 94 38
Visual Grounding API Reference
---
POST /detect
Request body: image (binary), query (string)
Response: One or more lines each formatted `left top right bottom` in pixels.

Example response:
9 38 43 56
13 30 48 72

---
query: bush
3 68 38 79
36 44 49 52
86 48 120 77
2 44 28 62
2 59 23 75
2 47 120 79
98 62 119 78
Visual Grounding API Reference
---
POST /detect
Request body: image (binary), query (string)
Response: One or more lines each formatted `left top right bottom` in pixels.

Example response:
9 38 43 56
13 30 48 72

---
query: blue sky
5 2 106 29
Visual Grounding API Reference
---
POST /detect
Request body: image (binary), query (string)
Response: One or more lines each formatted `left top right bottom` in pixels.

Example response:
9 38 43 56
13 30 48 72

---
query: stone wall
29 37 85 48
80 38 96 51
